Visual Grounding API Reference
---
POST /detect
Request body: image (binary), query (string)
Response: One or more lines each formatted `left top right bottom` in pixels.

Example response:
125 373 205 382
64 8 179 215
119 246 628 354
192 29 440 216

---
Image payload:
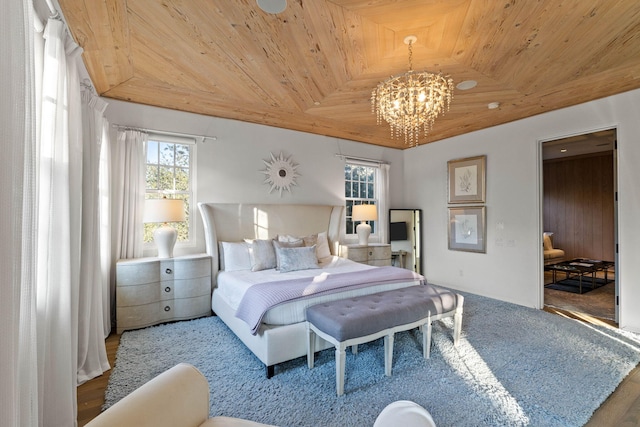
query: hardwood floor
77 333 120 426
77 319 640 426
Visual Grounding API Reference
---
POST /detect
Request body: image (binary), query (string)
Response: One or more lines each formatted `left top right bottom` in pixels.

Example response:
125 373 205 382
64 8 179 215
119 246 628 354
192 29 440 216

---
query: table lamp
144 197 186 258
352 204 378 245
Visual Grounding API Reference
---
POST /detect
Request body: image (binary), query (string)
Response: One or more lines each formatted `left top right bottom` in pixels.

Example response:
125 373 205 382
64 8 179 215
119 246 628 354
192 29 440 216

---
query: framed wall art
448 155 486 203
448 206 486 253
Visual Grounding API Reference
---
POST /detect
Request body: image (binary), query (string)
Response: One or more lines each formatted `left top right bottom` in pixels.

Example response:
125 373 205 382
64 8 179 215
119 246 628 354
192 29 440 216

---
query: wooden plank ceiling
58 0 640 149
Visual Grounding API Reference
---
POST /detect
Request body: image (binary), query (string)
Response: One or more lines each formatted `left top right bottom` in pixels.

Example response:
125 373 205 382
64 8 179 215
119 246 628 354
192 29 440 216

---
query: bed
198 203 428 377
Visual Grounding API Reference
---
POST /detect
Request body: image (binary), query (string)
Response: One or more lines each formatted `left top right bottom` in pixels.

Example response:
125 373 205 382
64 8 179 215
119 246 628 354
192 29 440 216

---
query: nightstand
339 243 392 266
116 254 212 334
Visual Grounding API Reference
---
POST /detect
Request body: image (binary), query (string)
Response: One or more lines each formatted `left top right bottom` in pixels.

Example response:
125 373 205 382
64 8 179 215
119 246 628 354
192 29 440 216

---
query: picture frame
448 206 486 253
447 155 486 204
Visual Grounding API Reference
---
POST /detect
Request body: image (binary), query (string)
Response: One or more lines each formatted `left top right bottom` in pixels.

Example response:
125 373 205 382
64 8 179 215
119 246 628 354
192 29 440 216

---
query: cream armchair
85 363 274 427
543 232 565 265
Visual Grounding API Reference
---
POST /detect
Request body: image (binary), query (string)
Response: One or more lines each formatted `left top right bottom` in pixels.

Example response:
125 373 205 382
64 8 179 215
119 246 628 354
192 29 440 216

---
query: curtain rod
45 0 61 19
335 154 389 165
112 124 217 143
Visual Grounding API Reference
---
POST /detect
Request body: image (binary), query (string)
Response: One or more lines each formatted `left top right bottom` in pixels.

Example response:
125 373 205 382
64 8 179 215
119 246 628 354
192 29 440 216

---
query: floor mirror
389 209 422 274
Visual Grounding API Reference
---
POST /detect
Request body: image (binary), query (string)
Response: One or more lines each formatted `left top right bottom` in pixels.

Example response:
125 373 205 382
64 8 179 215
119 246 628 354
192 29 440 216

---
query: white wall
106 89 640 332
105 99 405 256
403 88 640 332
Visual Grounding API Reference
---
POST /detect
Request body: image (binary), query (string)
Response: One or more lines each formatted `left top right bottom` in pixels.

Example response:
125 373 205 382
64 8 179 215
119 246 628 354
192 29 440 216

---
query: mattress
215 256 424 326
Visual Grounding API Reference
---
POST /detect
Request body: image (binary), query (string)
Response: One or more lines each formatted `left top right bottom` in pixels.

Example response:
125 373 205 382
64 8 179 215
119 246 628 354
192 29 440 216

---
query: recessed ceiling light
257 0 287 14
456 80 477 90
487 102 500 109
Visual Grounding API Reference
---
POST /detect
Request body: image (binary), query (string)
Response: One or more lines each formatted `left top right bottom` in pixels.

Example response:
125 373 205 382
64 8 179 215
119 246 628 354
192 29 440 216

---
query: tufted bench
306 284 464 396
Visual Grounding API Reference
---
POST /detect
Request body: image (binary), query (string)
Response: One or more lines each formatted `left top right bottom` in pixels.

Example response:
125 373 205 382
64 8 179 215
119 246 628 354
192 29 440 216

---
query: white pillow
277 245 319 273
245 239 277 271
219 241 251 271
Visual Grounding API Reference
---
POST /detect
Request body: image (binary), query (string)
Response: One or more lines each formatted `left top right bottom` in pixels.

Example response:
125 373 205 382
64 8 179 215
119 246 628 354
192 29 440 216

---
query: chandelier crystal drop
371 36 454 147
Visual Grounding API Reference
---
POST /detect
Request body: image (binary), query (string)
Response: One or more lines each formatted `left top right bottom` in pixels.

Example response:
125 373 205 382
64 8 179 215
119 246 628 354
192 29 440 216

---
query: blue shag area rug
105 292 640 426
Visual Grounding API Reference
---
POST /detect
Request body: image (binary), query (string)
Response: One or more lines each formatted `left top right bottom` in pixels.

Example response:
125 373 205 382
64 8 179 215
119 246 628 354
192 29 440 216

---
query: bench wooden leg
384 333 394 376
453 295 464 347
307 325 315 369
336 345 346 396
424 320 432 359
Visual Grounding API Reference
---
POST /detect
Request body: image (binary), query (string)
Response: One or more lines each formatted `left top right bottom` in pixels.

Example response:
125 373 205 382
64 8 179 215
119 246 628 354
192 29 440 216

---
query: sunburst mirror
261 152 299 197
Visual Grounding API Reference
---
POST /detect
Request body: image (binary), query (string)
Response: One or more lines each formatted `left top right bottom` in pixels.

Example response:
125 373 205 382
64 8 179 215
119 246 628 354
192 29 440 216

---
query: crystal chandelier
371 36 454 147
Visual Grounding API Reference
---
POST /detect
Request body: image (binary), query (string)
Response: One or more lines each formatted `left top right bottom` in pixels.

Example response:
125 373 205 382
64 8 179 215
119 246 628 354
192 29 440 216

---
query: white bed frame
198 203 345 377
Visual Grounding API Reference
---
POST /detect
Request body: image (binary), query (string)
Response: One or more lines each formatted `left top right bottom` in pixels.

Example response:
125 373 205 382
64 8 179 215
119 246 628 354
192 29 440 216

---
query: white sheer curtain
1 1 39 426
37 17 82 425
377 163 391 243
110 129 147 317
77 89 111 384
4 5 113 425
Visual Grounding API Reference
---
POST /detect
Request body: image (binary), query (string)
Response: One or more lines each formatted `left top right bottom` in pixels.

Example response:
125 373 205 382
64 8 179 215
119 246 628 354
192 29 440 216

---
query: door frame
537 126 619 321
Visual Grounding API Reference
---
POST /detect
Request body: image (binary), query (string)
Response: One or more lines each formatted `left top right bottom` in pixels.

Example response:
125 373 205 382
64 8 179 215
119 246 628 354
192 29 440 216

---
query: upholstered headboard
197 203 344 286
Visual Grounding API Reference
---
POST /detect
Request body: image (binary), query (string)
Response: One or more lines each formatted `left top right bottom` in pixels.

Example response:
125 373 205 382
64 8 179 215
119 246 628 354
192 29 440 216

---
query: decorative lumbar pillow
219 241 251 271
315 231 332 262
273 239 305 270
279 232 332 263
278 245 319 273
245 239 277 271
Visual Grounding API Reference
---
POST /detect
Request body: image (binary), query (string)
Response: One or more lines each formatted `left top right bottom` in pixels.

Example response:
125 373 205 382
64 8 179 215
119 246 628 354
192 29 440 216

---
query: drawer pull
164 306 171 312
164 286 171 293
165 268 172 275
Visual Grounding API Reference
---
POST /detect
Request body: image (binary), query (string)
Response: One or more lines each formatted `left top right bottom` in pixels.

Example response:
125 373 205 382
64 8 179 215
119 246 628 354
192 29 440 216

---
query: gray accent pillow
272 239 304 270
277 245 319 273
245 239 277 271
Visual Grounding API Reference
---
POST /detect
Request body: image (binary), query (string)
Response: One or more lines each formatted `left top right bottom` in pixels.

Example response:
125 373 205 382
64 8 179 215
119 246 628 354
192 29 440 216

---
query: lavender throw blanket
235 266 424 335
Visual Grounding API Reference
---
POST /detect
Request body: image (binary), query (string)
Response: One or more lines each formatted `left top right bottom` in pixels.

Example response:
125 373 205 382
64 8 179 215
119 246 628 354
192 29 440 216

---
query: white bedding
215 256 421 326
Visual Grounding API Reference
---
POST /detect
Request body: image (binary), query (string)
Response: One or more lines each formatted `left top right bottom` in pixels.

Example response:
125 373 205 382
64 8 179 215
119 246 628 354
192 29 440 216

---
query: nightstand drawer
173 276 210 299
339 244 392 266
117 282 174 306
367 245 391 261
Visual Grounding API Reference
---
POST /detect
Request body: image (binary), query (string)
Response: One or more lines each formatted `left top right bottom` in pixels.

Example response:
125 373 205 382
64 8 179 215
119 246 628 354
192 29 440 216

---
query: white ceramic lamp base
356 222 372 246
154 224 178 258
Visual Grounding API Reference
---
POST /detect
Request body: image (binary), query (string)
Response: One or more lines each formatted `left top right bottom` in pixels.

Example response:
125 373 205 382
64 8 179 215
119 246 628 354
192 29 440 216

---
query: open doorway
541 129 618 323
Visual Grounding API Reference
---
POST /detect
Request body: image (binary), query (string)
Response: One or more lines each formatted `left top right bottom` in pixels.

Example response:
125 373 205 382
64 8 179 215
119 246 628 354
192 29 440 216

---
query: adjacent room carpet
105 291 640 427
545 277 612 294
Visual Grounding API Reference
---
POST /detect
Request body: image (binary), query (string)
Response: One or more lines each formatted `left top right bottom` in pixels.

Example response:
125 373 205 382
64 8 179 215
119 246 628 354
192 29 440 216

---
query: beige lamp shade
144 198 185 258
144 198 186 223
352 204 378 222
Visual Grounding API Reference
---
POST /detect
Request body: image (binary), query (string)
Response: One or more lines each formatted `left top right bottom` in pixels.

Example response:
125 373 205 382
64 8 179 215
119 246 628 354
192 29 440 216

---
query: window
345 163 378 235
144 135 195 244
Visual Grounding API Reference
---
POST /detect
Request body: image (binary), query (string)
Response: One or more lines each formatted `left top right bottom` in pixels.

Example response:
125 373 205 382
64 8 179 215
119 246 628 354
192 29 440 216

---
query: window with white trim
144 134 195 245
345 162 378 235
